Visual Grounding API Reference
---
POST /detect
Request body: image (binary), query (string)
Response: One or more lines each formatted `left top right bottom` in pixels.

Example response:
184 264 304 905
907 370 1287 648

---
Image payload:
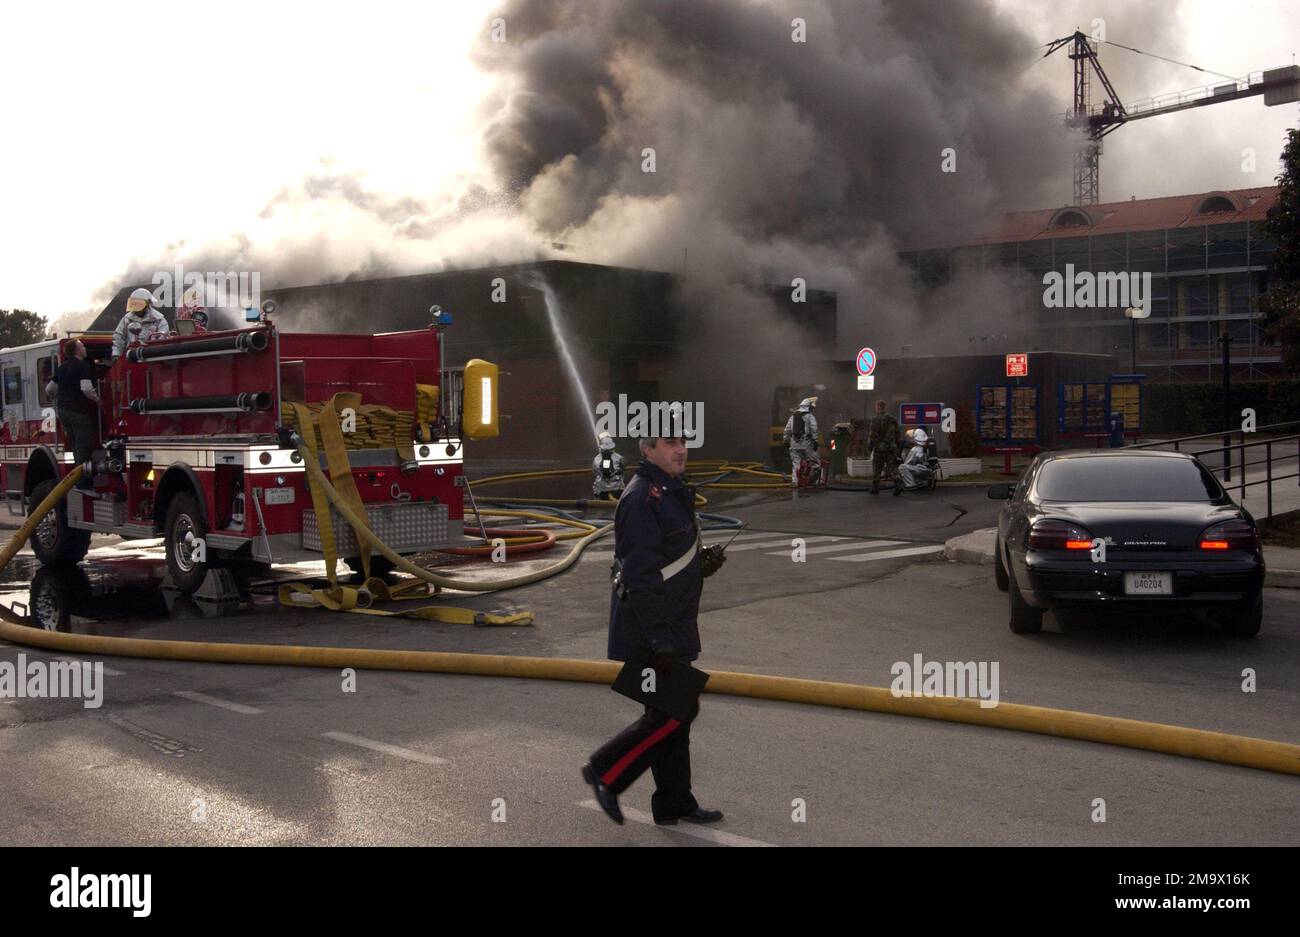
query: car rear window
1035 456 1224 502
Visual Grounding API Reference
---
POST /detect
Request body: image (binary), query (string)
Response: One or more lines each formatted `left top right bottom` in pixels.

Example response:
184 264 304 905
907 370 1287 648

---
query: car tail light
1028 519 1094 551
1199 519 1259 552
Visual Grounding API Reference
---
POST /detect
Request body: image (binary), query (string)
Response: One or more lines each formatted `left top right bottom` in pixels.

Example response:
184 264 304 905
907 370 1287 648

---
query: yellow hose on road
4 463 1298 778
0 616 1296 777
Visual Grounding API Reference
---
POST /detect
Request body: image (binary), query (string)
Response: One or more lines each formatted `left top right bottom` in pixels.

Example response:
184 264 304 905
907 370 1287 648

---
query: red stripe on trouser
601 718 681 787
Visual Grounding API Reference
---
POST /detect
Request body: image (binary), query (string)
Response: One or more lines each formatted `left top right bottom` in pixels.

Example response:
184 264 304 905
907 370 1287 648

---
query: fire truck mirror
462 358 499 440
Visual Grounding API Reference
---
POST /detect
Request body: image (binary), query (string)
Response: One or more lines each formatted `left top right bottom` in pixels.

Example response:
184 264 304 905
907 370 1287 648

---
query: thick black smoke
474 0 1079 444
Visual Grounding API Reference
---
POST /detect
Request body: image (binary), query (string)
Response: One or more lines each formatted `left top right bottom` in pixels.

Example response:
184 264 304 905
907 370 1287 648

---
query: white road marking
582 530 812 562
828 544 945 563
766 538 907 557
55 656 124 677
324 731 447 765
578 800 777 847
173 690 264 715
724 536 842 553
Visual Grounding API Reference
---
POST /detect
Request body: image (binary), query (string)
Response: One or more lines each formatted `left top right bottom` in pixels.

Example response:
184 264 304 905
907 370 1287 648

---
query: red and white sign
1006 354 1028 378
856 347 877 376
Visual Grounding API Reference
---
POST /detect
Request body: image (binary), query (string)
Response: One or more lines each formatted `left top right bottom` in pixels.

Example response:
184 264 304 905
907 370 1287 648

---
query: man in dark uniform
45 340 99 491
867 399 903 495
582 424 727 826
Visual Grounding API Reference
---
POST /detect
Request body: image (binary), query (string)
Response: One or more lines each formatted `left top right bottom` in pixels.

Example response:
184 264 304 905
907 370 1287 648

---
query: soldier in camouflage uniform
867 400 903 494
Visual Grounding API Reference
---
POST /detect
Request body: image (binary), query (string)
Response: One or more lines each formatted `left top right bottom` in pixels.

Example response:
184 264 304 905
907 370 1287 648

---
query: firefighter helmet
126 287 157 314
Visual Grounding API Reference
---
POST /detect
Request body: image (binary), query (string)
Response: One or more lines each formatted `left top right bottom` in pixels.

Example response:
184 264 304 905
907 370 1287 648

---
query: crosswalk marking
724 536 841 553
173 690 264 715
582 530 800 562
828 544 945 563
766 539 907 557
324 731 447 765
577 800 776 847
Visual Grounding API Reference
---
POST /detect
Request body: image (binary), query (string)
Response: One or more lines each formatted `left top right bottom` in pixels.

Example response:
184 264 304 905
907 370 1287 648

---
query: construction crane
1044 30 1300 204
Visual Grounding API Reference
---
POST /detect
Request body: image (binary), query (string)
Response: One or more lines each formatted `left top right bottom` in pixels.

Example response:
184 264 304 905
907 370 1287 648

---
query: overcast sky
1 0 1295 322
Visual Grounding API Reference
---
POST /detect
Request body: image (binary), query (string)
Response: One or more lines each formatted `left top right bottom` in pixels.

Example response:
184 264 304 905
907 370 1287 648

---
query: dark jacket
608 459 703 662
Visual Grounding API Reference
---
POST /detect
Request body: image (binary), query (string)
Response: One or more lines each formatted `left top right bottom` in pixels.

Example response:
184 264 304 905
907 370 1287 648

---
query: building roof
939 186 1278 249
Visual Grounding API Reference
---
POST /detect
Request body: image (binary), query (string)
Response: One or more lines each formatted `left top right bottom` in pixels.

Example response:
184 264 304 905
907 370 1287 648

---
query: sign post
856 347 877 421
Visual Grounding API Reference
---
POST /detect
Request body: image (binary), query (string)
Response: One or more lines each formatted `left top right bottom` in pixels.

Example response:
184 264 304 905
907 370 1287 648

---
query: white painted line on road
324 731 447 765
726 536 842 553
578 800 776 847
581 530 789 562
828 544 945 563
704 531 792 544
56 656 124 677
765 538 907 557
173 690 264 715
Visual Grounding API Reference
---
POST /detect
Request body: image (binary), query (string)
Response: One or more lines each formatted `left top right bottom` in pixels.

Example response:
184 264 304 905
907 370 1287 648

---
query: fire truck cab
1 310 491 593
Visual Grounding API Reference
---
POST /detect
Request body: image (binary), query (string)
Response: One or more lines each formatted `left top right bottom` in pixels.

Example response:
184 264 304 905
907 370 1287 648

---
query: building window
1178 321 1213 350
1138 322 1169 351
1197 195 1238 215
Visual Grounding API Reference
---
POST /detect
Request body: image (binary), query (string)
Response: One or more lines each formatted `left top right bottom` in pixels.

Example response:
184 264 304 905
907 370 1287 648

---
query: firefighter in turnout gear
867 399 903 494
582 419 725 828
782 396 819 487
591 431 626 499
112 288 170 358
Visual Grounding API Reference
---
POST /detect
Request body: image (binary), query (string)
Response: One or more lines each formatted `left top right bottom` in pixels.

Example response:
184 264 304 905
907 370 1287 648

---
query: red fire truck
0 306 495 592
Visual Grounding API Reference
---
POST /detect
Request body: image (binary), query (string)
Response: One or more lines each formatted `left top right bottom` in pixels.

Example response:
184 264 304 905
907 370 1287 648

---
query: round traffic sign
856 347 876 376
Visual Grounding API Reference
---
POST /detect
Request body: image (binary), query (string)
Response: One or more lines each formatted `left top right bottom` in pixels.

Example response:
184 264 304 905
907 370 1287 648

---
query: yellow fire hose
0 614 1296 776
273 399 614 623
3 463 1299 777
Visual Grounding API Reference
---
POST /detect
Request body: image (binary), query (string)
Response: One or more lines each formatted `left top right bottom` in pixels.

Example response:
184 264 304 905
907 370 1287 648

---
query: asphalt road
1 484 1296 846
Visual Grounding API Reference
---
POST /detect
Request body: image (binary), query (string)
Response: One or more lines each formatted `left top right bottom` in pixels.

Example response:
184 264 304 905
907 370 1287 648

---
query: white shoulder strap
660 532 701 581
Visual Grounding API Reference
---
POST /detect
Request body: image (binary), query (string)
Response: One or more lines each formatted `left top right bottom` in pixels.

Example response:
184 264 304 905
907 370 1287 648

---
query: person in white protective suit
895 428 934 494
113 288 170 357
782 397 819 487
592 431 627 499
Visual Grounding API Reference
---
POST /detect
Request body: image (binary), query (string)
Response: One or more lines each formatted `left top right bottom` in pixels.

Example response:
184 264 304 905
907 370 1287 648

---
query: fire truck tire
28 479 91 567
345 555 395 581
164 492 212 593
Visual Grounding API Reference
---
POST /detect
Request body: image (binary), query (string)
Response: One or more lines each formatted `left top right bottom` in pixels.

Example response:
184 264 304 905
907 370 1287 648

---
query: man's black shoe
655 807 724 826
582 764 624 825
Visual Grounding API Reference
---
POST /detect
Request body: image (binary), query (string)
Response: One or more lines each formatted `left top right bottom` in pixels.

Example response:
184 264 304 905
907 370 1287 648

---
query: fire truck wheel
345 555 396 581
164 492 211 593
28 479 92 568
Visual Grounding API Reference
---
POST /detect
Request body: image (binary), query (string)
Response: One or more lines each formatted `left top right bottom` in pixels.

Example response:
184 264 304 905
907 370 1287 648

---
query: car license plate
264 487 295 505
1124 571 1172 595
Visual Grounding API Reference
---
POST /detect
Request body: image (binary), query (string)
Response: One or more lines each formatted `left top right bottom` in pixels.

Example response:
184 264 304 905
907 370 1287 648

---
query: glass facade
899 218 1278 382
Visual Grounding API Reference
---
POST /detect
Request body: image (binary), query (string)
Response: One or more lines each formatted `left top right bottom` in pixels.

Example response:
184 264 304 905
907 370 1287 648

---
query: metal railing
1126 421 1300 523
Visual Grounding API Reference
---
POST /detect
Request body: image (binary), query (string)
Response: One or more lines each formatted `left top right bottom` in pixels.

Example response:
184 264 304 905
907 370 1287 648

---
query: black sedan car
989 450 1264 637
